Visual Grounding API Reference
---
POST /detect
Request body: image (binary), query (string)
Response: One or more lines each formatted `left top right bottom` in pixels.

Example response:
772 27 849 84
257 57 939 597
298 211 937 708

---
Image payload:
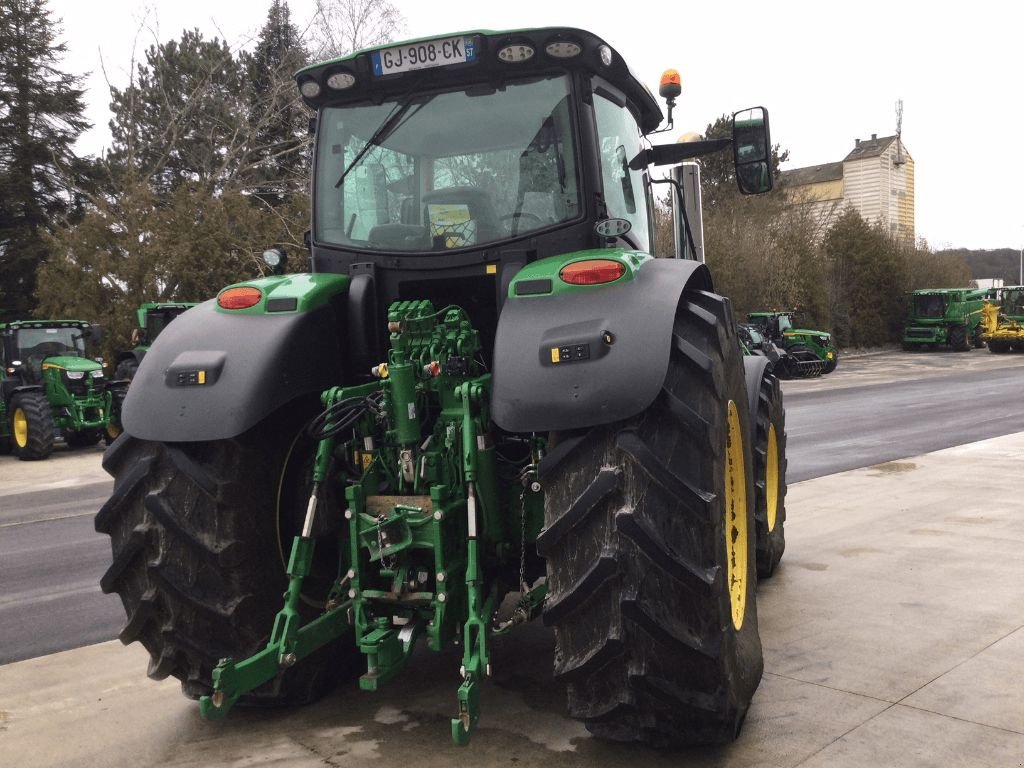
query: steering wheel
500 211 545 235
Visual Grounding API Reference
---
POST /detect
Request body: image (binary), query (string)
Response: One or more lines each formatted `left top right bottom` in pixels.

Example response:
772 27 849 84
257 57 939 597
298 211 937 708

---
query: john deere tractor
96 27 786 747
747 310 837 377
112 302 198 381
1 320 115 459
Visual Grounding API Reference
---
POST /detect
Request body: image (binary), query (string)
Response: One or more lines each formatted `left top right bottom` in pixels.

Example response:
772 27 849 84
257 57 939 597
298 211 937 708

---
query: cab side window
593 86 651 253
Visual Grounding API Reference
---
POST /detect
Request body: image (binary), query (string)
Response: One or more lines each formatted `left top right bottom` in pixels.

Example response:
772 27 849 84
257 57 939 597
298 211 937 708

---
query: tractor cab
1 320 98 383
296 28 771 371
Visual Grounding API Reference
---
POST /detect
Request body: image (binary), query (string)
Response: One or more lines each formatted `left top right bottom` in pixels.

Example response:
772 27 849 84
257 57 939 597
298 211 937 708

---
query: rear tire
754 373 787 579
95 405 359 704
539 290 762 747
114 359 139 381
105 382 130 445
10 391 55 460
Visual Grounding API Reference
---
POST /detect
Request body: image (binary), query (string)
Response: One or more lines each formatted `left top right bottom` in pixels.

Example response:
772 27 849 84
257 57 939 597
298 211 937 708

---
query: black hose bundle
306 392 383 441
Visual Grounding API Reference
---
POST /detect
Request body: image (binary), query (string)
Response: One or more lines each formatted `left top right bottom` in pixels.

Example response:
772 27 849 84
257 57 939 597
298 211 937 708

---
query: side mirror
732 107 773 195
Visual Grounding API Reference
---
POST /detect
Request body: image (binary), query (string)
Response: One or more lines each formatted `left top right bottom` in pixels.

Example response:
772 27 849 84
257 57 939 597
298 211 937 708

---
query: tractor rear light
559 259 626 286
218 286 263 310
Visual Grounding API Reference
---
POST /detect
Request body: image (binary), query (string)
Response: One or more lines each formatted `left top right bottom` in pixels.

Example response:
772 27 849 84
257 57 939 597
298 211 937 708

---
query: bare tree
308 0 406 60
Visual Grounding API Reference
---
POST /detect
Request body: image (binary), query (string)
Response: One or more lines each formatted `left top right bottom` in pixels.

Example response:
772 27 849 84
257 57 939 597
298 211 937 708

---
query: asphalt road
2 349 1023 666
783 349 1024 481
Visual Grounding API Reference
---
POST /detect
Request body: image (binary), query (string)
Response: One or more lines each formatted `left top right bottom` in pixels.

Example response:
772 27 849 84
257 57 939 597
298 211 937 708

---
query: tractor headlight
90 369 105 379
66 370 85 380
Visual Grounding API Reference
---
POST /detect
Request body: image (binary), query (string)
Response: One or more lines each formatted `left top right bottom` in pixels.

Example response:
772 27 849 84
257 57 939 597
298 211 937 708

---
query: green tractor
902 287 988 351
747 310 837 377
112 302 198 380
0 319 116 459
96 27 787 747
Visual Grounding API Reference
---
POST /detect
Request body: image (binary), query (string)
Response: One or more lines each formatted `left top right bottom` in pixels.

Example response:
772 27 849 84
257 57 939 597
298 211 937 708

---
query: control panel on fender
541 331 614 366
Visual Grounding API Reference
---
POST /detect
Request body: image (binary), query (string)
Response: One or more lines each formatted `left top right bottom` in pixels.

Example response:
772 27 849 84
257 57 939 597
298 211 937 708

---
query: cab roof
296 27 663 134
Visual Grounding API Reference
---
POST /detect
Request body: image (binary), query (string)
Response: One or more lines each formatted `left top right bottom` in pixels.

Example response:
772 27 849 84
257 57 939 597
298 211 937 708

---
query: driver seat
422 186 499 248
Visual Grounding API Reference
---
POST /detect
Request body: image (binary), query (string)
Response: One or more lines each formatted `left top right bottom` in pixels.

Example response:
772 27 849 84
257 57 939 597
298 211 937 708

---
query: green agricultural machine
113 302 198 380
0 319 116 459
96 27 787 747
746 310 837 377
901 287 988 351
980 286 1024 353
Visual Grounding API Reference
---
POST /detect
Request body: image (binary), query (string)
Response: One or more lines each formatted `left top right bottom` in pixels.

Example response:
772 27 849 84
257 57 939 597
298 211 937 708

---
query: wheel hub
13 408 28 448
725 400 748 630
766 423 779 533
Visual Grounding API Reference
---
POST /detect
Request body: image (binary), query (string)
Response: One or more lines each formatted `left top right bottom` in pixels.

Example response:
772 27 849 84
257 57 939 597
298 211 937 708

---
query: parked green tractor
96 27 786 747
113 302 198 380
0 320 116 459
902 287 988 351
746 311 837 377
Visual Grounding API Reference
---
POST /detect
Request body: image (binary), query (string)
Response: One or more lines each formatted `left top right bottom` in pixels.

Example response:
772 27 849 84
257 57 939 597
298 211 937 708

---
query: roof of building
844 134 899 161
779 161 844 187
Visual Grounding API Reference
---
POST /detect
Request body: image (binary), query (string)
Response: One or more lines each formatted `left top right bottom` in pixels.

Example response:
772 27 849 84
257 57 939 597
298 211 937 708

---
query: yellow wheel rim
766 423 779 533
13 408 29 448
725 400 748 631
106 422 121 440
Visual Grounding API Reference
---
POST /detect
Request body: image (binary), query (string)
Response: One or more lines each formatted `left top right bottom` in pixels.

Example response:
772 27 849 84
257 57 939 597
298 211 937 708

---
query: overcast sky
48 0 1022 251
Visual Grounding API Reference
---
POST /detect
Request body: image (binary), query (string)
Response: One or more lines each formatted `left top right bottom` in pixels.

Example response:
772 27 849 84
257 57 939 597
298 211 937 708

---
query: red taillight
218 286 263 310
559 259 626 286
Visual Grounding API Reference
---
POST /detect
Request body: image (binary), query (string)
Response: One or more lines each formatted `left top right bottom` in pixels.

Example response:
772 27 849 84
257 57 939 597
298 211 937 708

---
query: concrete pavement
2 433 1023 767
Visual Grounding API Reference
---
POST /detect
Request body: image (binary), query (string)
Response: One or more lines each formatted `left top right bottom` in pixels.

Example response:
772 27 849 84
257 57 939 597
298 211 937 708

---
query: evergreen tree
825 208 906 347
0 0 89 322
107 29 248 195
244 0 310 204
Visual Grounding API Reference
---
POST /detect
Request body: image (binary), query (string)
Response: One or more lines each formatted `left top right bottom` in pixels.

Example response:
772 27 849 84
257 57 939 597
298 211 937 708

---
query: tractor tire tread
10 391 55 460
542 289 762 747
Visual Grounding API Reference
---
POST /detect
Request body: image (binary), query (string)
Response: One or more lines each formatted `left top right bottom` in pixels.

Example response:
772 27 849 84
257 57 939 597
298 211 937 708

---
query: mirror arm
631 138 733 170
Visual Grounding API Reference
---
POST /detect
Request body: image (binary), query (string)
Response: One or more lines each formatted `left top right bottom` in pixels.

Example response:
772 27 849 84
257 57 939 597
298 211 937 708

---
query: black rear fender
123 279 350 442
491 258 713 433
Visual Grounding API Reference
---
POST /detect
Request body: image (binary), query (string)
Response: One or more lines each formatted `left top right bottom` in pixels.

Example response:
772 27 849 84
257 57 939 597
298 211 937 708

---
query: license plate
371 36 476 76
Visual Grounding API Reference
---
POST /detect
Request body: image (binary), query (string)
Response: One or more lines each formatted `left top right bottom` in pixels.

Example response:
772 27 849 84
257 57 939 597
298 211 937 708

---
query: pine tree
106 29 248 195
244 0 310 205
0 0 89 322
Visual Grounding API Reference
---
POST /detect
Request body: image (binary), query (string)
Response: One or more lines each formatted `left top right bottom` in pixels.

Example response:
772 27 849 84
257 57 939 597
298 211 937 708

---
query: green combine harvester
96 27 787 747
902 287 988 351
0 319 119 459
